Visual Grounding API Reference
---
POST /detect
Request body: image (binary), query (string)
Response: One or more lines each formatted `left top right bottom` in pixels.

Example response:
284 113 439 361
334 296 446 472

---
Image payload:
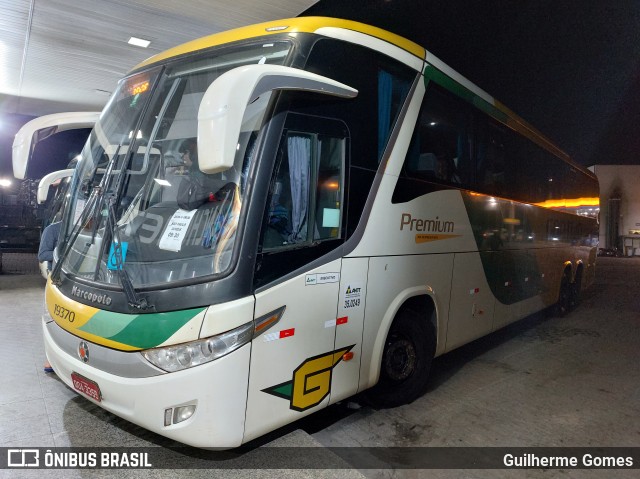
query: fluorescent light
128 37 151 48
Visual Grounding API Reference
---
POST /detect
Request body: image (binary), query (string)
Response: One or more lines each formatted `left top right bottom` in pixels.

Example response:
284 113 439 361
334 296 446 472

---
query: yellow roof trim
133 17 425 71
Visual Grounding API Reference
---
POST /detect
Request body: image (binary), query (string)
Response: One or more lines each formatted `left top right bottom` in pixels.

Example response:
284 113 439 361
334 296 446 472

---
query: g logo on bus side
262 345 354 412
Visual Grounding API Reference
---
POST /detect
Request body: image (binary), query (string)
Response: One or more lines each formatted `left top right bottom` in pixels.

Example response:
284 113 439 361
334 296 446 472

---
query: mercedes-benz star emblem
78 341 90 363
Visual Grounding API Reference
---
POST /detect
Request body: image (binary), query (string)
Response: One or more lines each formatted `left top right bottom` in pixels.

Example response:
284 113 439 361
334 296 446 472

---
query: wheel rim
384 337 417 381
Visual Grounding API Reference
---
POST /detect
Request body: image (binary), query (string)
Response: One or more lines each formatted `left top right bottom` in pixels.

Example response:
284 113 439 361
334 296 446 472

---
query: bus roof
133 17 426 71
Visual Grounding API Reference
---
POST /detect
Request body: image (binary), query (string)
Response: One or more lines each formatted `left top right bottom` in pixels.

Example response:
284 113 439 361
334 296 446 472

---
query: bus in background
35 161 80 278
27 17 598 449
13 112 98 277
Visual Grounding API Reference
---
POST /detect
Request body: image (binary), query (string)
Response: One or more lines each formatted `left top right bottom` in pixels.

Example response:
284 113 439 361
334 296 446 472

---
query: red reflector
343 352 354 361
280 328 295 338
337 316 348 325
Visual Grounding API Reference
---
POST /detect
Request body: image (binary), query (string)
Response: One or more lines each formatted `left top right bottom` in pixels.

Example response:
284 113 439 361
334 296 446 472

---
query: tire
555 272 572 317
365 309 435 408
569 269 583 310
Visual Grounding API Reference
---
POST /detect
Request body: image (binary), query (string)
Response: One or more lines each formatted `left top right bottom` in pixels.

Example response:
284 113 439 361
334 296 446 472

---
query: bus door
330 257 368 403
244 260 342 442
244 116 350 442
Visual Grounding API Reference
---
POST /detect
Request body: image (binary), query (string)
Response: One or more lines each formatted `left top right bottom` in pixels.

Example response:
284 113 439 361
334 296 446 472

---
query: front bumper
44 318 251 449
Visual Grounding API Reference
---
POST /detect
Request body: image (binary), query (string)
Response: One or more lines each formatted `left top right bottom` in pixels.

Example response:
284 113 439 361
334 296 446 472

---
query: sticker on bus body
343 283 363 309
305 272 340 285
107 242 128 270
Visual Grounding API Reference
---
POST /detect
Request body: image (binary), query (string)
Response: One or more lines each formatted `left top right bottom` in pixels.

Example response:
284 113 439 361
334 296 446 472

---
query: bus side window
263 140 295 248
475 119 507 197
403 83 472 187
314 134 345 241
262 123 346 252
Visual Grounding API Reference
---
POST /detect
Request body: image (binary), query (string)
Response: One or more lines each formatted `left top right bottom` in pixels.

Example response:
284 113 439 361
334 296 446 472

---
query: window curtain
378 70 411 160
287 135 311 242
377 70 393 159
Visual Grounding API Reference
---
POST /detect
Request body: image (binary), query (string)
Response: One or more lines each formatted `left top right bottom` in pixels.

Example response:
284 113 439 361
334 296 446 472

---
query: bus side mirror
12 111 98 179
197 64 358 174
37 169 74 204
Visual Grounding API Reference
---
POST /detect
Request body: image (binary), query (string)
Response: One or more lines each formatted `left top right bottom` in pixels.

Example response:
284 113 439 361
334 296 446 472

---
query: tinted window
404 83 473 187
397 81 598 206
303 39 416 170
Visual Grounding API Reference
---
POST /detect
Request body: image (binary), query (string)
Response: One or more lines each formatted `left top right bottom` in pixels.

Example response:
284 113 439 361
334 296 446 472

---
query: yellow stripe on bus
46 279 100 330
133 17 425 71
45 281 142 351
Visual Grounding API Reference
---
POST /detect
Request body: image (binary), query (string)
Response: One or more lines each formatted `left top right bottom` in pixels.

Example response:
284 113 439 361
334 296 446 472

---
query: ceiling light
128 37 151 48
0 179 12 187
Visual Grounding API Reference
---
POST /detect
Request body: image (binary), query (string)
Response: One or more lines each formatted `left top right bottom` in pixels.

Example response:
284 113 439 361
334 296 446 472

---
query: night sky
302 0 640 168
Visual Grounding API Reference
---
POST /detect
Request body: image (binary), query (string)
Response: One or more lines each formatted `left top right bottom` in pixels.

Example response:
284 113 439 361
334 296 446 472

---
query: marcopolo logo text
71 286 112 306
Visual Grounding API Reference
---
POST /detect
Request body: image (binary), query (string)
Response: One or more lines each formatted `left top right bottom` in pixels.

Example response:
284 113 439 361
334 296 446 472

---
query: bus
31 17 599 449
13 111 98 277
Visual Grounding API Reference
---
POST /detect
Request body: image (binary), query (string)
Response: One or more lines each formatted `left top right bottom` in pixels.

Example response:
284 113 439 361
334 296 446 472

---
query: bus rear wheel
366 309 435 408
569 268 583 310
556 273 572 317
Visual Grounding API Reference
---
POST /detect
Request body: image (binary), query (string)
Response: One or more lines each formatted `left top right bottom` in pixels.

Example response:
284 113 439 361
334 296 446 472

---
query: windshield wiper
105 194 151 311
51 145 122 285
50 186 101 286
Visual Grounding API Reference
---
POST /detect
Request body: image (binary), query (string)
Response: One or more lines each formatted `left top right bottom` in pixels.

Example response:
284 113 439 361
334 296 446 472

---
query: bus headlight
141 322 253 372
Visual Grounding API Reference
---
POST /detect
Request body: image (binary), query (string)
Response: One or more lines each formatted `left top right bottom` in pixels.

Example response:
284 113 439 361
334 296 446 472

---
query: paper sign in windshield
159 209 197 252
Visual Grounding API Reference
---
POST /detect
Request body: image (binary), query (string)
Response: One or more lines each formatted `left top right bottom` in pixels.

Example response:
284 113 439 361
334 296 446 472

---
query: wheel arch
366 286 439 388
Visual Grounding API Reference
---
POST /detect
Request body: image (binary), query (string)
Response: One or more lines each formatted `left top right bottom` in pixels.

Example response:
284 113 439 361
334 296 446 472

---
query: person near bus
37 220 61 373
37 220 61 273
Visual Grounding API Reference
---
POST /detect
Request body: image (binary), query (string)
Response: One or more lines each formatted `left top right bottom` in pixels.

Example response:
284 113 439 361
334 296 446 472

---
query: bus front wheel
366 309 435 408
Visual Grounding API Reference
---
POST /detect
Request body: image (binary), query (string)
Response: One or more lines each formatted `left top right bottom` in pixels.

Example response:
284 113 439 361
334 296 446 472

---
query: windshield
59 41 291 289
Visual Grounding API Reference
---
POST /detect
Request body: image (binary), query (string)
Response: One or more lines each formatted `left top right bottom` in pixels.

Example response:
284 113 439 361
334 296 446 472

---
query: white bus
13 112 99 277
32 17 599 448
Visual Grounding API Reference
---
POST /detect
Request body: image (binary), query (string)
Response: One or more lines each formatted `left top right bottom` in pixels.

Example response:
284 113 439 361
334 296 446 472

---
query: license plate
71 372 102 402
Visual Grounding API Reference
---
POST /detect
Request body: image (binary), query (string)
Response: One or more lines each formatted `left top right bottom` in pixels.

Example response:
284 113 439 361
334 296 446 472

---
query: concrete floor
0 256 638 478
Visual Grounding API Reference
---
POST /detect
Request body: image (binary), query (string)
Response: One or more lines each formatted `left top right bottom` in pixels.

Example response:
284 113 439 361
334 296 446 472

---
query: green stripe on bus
79 307 206 349
423 65 509 123
461 191 544 305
